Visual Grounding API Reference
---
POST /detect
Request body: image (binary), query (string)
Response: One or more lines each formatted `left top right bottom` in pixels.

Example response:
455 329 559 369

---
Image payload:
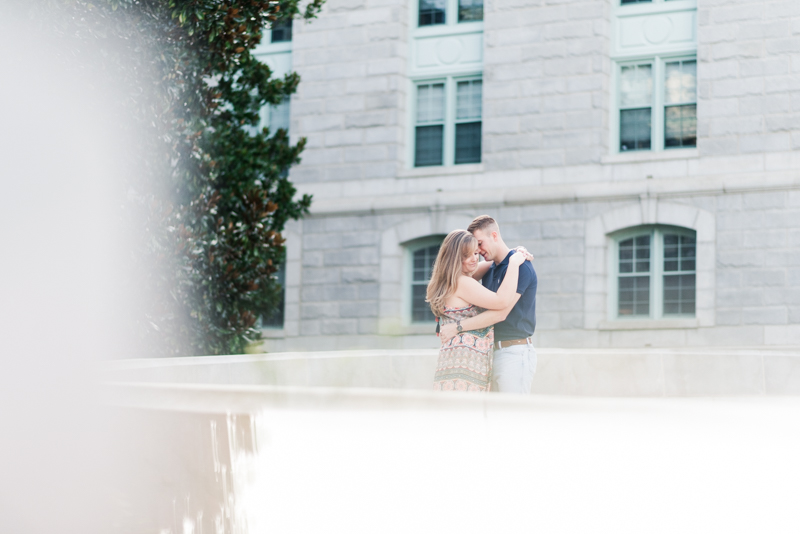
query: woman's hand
439 322 457 342
509 250 526 266
514 246 534 262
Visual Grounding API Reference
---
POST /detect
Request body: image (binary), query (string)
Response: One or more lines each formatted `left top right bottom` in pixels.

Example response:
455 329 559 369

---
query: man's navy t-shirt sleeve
516 263 534 294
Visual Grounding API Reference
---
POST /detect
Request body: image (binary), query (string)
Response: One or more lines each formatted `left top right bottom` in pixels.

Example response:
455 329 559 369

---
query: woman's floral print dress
433 305 493 392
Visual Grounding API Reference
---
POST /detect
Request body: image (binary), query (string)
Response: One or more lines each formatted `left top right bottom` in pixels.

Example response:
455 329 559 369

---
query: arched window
406 236 445 323
611 225 696 319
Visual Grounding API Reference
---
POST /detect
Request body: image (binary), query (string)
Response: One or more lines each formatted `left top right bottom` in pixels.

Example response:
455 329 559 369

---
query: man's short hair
467 215 499 235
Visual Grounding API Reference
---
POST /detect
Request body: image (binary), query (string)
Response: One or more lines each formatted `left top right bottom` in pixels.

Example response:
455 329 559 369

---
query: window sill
403 323 438 335
260 328 286 338
253 41 292 55
412 21 484 39
398 163 484 179
599 318 699 330
612 0 697 16
601 148 698 165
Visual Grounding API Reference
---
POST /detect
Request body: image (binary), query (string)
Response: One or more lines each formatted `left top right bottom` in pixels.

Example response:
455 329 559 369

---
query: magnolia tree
40 0 324 356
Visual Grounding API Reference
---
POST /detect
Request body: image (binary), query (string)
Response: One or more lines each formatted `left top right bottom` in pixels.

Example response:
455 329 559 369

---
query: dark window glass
455 122 481 164
618 235 651 316
663 274 696 315
665 104 697 148
621 0 652 3
663 234 696 273
620 108 652 151
415 83 445 167
459 0 483 21
260 264 285 328
618 276 650 316
411 244 441 322
415 125 444 167
455 79 482 164
664 60 697 148
419 0 446 26
619 236 651 275
662 234 696 315
271 20 292 43
619 64 652 151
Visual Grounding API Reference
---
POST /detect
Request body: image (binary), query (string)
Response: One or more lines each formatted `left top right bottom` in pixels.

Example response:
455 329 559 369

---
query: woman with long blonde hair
427 229 527 392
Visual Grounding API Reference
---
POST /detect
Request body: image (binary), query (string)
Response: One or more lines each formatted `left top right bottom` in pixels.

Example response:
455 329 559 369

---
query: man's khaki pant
491 341 537 394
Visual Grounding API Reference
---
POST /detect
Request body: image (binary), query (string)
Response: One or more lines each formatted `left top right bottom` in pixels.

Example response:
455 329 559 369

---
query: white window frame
619 0 674 5
409 74 482 168
610 0 696 155
404 236 445 325
608 225 697 321
611 54 697 154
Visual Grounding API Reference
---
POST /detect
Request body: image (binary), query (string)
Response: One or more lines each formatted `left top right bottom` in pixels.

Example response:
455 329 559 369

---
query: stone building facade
253 0 800 352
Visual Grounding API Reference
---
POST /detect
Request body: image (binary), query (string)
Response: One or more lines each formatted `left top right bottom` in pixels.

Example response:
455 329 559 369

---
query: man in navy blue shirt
440 215 538 393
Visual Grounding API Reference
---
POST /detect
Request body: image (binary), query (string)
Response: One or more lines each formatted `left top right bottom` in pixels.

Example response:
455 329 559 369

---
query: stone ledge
307 171 800 216
598 318 700 330
106 346 800 397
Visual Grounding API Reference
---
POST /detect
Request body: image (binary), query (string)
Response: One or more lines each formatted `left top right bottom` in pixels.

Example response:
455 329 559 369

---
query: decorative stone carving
615 8 696 57
412 30 483 75
436 38 463 65
643 15 672 45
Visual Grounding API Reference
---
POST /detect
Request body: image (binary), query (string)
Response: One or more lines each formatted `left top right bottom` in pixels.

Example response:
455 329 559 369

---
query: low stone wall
107 346 800 396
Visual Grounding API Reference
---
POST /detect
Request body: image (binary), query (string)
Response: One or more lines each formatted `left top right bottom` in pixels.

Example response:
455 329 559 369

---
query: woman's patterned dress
432 305 494 392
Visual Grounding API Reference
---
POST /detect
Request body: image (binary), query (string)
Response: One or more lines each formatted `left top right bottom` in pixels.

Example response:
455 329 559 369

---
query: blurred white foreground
109 349 800 534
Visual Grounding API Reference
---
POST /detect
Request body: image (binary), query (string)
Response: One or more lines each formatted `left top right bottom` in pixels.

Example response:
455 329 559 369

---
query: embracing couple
428 215 538 394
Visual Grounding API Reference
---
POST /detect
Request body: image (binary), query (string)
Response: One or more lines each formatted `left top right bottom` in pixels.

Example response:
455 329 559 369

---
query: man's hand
439 322 458 343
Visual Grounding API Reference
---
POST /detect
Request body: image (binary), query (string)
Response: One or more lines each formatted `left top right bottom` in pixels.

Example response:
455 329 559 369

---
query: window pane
417 83 445 124
621 0 651 3
665 104 697 148
455 122 482 164
415 125 444 167
271 20 292 43
620 64 653 108
633 234 651 272
619 276 650 316
663 234 697 272
663 274 696 315
665 60 697 105
260 264 286 328
412 285 435 321
619 234 651 315
459 0 483 21
269 98 291 134
620 108 652 151
412 245 439 281
456 79 482 120
419 0 446 26
411 244 441 322
619 238 633 273
681 238 695 269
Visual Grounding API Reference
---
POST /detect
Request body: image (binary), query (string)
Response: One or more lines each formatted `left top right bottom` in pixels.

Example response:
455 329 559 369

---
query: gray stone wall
256 0 800 353
716 190 800 340
698 0 800 159
269 190 799 353
289 0 407 186
300 215 383 339
482 0 611 170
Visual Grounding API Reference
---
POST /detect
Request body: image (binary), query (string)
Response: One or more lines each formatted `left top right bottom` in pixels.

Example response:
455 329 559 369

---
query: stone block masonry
698 0 800 155
482 0 610 170
290 0 407 185
254 0 800 353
